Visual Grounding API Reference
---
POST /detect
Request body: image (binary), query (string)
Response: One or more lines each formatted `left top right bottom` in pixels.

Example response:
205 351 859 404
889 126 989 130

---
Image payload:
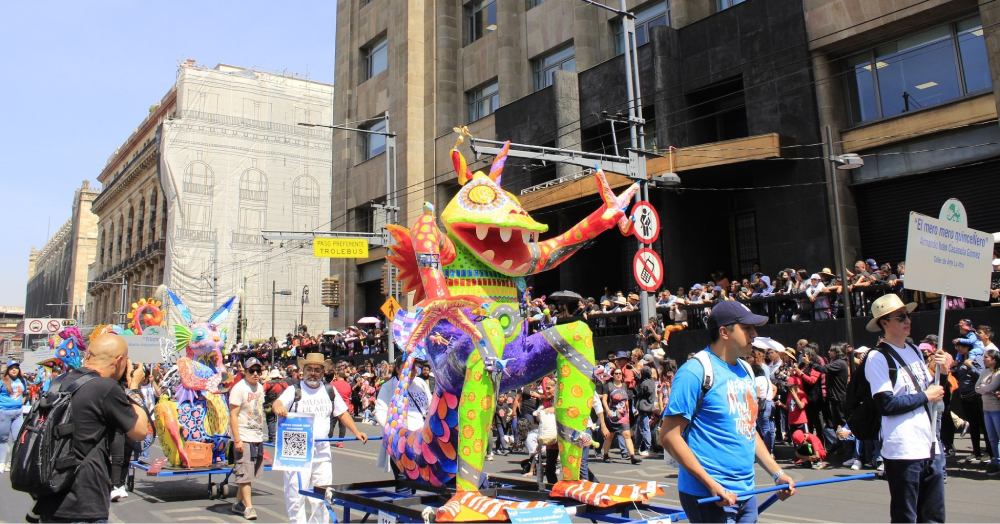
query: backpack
10 371 100 496
290 382 342 438
684 350 754 438
843 347 900 440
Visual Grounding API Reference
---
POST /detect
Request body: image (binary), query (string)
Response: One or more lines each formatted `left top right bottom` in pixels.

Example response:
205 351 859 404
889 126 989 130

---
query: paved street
1 422 996 523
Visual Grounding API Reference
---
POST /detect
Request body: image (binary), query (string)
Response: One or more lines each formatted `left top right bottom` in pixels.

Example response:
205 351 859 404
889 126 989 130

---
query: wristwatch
771 469 785 484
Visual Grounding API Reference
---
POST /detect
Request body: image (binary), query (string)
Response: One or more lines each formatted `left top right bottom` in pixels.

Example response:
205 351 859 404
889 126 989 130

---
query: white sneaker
0 463 7 474
486 454 494 461
639 451 650 457
876 462 885 473
847 459 861 470
110 486 128 502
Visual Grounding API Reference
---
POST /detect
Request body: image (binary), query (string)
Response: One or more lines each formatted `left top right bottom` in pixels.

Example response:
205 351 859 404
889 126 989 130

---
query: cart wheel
221 484 236 499
208 481 217 499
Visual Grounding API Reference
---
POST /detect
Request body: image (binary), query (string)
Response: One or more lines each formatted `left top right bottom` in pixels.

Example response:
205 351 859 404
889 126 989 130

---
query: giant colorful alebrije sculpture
154 289 234 467
383 130 662 522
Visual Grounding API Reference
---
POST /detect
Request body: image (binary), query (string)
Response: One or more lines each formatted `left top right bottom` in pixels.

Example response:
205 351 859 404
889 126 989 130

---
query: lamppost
299 285 310 333
825 125 865 345
271 281 292 365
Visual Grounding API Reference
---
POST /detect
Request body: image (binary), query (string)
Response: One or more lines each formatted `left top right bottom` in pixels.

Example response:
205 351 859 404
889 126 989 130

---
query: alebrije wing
174 324 193 352
208 296 236 325
166 288 193 324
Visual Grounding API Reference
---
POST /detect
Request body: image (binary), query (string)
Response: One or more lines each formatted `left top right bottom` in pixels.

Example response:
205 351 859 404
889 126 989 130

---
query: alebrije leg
547 321 596 481
454 318 504 492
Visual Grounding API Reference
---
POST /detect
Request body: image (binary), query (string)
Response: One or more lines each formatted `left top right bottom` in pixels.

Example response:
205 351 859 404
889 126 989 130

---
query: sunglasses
887 313 911 322
247 368 263 375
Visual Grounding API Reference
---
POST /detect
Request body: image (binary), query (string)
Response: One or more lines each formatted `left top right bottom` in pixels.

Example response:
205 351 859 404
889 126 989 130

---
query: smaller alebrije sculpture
127 297 165 335
155 289 234 467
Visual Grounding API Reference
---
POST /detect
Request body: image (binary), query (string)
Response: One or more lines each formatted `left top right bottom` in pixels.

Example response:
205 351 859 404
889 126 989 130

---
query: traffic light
380 262 389 296
321 277 340 307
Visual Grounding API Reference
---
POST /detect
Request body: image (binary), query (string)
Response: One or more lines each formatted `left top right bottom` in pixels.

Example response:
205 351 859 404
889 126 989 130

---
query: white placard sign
904 211 994 300
125 333 177 363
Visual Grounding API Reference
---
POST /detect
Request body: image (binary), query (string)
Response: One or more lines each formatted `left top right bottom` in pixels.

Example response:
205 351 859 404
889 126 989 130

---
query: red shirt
331 379 353 414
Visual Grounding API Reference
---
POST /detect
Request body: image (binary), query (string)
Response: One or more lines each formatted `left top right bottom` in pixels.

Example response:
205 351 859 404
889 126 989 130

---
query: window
183 161 214 195
465 0 497 44
467 80 500 122
362 36 388 81
718 0 745 10
533 45 575 91
361 118 387 160
185 203 212 229
615 1 670 54
240 169 268 202
293 176 320 206
843 16 991 125
234 208 266 245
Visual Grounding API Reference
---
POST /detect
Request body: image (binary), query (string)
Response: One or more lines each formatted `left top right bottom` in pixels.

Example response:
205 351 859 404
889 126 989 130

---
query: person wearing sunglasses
229 357 268 520
864 294 946 523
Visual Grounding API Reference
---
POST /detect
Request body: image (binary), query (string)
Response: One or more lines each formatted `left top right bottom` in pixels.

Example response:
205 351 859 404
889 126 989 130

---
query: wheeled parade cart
293 472 877 523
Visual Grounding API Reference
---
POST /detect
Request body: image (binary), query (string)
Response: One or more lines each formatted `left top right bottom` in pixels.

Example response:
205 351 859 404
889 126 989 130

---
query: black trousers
884 454 945 523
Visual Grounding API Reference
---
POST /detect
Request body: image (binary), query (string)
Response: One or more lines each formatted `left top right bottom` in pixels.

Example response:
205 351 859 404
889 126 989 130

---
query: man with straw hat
864 294 946 523
272 353 368 523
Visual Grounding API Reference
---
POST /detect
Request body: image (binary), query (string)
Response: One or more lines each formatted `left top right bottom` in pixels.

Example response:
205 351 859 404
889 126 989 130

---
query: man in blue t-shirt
659 301 796 523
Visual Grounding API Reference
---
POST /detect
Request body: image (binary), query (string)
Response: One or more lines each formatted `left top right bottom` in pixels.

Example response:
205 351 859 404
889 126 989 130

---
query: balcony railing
232 231 265 245
176 228 217 243
240 188 267 202
183 182 213 195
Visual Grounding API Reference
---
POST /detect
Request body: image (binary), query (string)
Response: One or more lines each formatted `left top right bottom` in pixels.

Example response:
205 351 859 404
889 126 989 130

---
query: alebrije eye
468 184 497 205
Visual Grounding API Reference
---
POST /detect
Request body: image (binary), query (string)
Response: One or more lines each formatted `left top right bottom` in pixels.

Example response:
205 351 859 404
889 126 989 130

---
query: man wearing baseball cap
864 294 946 523
660 301 795 522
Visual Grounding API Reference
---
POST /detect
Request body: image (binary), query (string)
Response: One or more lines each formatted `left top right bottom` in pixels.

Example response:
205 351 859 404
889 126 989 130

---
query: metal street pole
300 285 309 332
272 280 277 364
825 125 855 345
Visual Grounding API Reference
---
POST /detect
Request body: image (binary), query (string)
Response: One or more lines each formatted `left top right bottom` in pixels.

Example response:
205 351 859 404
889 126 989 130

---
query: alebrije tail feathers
386 224 426 303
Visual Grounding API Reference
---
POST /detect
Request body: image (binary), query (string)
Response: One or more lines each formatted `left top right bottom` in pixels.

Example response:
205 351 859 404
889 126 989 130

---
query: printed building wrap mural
159 64 333 339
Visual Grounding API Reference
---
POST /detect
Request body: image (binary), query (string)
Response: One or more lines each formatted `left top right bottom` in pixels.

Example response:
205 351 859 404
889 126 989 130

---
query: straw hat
297 352 326 370
865 294 917 332
819 267 836 279
783 347 797 360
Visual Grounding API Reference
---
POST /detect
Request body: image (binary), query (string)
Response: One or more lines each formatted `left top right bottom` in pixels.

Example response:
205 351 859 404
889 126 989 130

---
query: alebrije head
167 290 236 358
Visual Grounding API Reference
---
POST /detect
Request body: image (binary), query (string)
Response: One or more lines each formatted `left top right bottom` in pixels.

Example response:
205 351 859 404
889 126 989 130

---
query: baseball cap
709 301 768 327
244 357 263 370
6 360 19 368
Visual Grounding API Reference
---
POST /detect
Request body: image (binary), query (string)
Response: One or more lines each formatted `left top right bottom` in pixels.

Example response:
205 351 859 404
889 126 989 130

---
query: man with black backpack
861 294 946 523
14 334 149 523
272 353 367 523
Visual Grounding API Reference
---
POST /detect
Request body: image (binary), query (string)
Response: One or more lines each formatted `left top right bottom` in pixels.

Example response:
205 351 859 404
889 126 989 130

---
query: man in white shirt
374 357 431 474
272 353 367 524
864 294 946 523
230 357 268 521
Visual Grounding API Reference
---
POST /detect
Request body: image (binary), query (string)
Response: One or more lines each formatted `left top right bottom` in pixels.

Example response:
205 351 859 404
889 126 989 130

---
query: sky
0 1 337 307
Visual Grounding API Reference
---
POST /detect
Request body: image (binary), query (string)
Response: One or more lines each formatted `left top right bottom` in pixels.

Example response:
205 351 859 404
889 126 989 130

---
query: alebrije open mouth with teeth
382 129 654 521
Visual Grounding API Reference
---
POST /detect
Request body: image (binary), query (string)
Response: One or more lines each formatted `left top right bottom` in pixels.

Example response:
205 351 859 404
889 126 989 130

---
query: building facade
807 0 1000 267
332 0 838 317
25 181 99 322
89 61 334 340
0 306 24 357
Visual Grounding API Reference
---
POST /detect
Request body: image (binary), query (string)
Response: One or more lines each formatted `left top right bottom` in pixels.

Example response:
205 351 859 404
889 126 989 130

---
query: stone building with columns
25 180 99 322
88 61 334 339
87 92 174 325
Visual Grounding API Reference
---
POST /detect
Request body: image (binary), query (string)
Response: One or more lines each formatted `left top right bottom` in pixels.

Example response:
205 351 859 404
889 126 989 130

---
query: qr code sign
281 431 309 459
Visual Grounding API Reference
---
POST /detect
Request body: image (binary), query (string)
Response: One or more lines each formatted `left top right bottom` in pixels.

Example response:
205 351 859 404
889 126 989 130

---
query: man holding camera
29 334 149 523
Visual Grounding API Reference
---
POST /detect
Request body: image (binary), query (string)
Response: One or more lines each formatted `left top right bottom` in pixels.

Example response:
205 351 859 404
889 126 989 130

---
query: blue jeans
679 491 758 523
984 410 1000 466
883 452 945 523
637 413 653 453
755 400 775 454
0 408 24 466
